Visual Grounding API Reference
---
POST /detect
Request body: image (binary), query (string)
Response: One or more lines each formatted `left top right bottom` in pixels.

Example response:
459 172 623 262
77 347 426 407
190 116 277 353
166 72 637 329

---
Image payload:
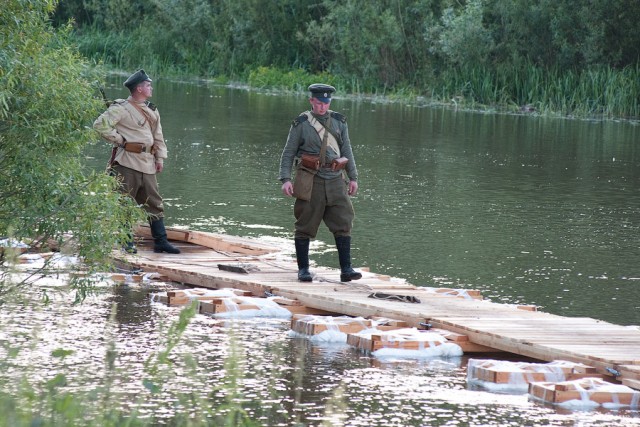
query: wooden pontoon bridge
115 226 640 393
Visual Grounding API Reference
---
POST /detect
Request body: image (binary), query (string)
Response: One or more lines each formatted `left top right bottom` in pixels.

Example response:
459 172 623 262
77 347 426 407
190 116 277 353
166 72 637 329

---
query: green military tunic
278 110 358 183
279 110 359 239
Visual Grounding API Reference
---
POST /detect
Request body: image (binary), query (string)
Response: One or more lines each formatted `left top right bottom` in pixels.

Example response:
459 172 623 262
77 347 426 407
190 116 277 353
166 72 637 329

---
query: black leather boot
121 221 137 253
335 235 362 282
121 234 137 254
150 218 181 254
294 238 313 282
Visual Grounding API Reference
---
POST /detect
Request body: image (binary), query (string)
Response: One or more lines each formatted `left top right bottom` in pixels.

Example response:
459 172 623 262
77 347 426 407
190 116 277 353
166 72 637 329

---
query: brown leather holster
331 157 348 171
300 154 320 170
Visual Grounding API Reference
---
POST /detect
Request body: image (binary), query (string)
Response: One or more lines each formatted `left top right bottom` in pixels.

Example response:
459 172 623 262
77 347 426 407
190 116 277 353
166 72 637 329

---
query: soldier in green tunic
279 84 362 282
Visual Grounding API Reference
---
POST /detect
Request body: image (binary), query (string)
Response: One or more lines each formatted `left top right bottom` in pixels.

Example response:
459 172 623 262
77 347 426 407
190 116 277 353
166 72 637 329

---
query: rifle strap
127 99 157 131
319 120 330 167
320 115 343 147
305 112 340 164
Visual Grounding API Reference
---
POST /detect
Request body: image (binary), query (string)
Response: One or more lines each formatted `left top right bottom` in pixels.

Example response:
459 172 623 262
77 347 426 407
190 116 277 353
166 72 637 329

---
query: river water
12 77 640 425
93 77 640 327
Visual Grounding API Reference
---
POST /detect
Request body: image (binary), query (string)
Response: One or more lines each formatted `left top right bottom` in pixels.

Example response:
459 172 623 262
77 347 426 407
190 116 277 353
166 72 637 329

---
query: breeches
294 176 354 239
113 164 164 218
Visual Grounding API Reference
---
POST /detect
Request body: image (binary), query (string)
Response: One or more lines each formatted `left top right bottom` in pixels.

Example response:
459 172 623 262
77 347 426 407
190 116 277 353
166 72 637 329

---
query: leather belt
123 143 148 154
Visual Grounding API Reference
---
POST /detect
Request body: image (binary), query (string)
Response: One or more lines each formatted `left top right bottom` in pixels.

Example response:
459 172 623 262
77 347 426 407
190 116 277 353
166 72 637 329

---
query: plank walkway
115 226 640 390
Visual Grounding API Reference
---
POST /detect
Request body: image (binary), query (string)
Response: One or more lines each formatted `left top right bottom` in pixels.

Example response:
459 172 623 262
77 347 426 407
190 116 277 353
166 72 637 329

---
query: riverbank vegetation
54 0 640 120
1 0 144 299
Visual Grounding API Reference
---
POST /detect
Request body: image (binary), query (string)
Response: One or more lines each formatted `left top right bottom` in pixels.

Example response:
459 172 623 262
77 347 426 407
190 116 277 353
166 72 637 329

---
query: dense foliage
54 0 640 118
0 0 142 296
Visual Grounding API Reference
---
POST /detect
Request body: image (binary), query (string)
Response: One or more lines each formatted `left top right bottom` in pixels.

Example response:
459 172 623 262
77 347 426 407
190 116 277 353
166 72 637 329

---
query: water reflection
2 279 639 425
85 78 640 328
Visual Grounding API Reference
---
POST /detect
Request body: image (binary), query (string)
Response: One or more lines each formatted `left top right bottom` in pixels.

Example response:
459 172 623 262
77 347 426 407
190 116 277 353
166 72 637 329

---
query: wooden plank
114 229 640 377
281 305 340 316
351 329 454 353
111 273 144 282
369 317 409 328
134 225 279 255
622 378 640 391
362 338 443 352
270 296 302 306
199 300 261 314
430 328 469 343
618 365 640 381
425 319 640 373
468 360 600 384
529 380 640 405
291 315 373 335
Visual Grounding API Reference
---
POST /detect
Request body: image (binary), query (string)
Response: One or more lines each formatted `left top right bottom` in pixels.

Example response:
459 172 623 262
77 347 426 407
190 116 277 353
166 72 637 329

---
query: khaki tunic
93 99 167 174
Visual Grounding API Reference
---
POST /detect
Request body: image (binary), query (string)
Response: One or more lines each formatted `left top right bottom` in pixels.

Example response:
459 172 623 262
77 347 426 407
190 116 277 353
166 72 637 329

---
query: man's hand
348 180 358 196
282 180 294 197
155 162 163 173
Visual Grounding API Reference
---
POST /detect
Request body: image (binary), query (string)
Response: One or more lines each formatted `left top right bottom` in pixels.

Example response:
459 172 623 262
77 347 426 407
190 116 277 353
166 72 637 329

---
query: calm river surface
42 76 640 425
92 76 640 327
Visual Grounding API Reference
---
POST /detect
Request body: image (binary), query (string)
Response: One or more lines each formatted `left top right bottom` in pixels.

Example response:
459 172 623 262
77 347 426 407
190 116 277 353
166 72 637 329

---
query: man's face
310 97 330 115
137 81 153 98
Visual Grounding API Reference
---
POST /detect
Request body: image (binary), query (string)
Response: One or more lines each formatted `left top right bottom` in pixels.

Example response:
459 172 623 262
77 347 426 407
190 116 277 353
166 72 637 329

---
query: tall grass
436 62 640 119
75 19 640 120
61 0 640 121
246 67 339 93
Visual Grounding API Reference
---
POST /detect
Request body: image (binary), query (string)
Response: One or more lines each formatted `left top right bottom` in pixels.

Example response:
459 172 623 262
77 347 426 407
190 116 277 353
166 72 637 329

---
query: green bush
0 0 143 296
247 67 340 93
56 0 640 119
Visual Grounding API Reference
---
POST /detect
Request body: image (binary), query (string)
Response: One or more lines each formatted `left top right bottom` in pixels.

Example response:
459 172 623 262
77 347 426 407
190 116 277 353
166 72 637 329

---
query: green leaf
51 348 74 359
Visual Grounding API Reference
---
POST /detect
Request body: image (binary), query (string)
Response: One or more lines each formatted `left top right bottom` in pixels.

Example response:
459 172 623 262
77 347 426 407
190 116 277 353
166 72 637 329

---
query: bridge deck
115 227 640 390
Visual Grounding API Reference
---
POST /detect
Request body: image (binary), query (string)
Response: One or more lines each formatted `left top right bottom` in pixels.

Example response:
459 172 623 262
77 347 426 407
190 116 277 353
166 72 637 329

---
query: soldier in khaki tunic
93 69 180 254
279 84 361 282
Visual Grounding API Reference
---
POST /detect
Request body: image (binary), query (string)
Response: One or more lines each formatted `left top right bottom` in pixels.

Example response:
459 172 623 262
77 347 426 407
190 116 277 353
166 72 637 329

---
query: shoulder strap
318 118 330 167
127 100 157 131
304 112 341 161
292 114 308 127
330 111 346 123
326 111 345 144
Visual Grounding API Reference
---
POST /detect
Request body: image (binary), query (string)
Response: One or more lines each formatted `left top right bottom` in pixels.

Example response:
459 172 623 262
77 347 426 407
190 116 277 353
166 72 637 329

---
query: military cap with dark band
124 69 152 90
308 83 335 104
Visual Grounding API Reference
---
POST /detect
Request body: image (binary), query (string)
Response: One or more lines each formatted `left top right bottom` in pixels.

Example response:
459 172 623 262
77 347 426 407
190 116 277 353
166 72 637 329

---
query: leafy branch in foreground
0 0 143 298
